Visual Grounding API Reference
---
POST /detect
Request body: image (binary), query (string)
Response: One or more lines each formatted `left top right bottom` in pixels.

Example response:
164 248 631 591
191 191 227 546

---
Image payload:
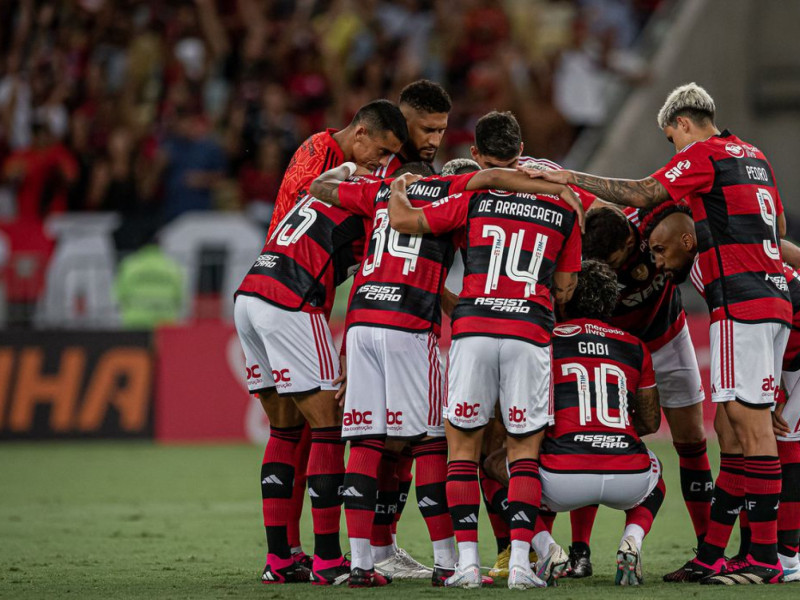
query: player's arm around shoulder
631 386 661 436
387 173 430 234
308 162 359 206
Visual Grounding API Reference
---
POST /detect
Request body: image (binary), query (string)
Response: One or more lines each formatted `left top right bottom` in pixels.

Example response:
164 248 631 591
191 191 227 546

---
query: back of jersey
542 318 656 474
454 189 581 345
237 196 364 318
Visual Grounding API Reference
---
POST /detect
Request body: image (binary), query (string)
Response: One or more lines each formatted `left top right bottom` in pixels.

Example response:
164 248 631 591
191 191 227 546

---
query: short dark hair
564 260 619 320
399 80 452 114
353 100 409 144
641 201 694 243
474 111 522 161
583 207 632 262
393 161 435 177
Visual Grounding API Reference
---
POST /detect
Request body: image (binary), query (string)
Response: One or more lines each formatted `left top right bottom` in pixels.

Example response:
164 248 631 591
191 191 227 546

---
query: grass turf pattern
0 441 795 598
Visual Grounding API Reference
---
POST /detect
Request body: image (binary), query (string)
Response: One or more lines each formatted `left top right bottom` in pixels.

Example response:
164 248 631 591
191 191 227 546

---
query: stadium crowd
235 77 800 589
0 0 658 230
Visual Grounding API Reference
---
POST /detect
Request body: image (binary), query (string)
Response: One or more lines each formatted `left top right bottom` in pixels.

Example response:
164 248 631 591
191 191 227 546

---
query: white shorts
233 295 339 396
650 323 705 409
778 369 800 441
710 319 789 407
446 336 552 436
540 450 661 512
342 326 445 440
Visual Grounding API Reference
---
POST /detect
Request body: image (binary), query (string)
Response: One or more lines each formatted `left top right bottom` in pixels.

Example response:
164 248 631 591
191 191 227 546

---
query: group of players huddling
233 79 800 588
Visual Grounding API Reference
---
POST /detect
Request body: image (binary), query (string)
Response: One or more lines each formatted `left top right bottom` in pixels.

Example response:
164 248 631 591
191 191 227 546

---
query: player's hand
516 166 574 185
772 402 790 437
558 185 586 233
334 355 347 406
441 287 459 318
390 172 422 193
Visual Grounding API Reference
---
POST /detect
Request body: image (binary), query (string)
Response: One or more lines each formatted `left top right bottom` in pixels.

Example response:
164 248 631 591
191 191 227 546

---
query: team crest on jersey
725 143 744 158
631 263 650 281
553 324 582 337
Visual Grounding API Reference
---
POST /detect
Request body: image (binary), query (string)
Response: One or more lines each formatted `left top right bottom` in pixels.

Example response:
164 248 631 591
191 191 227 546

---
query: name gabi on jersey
255 254 278 268
476 198 564 225
474 298 531 313
357 284 402 302
574 433 630 449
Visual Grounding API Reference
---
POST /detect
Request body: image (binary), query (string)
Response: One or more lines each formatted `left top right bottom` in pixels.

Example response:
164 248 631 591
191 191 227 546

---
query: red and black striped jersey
782 264 800 371
608 207 686 351
335 173 477 335
541 318 656 474
268 129 344 237
423 188 581 345
518 155 597 211
651 131 791 326
236 196 365 319
372 154 405 178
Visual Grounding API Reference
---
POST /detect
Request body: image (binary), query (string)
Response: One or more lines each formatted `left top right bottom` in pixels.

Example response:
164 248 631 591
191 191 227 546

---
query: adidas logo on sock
511 511 531 523
262 475 284 485
308 488 319 498
458 513 478 524
341 486 364 497
418 497 438 508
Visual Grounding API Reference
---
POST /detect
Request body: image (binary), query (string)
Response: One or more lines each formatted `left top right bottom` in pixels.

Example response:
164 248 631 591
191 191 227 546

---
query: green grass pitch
0 440 796 599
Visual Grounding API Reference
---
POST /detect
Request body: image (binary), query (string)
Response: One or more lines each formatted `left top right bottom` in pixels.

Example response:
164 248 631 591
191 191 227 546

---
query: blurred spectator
2 116 78 219
155 108 225 222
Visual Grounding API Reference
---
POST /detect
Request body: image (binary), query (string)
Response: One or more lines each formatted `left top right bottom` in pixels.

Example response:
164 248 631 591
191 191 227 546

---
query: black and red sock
569 505 598 551
371 450 400 549
447 460 480 543
392 448 414 537
343 439 384 542
261 425 304 560
778 441 800 559
625 476 666 535
479 462 510 552
307 426 345 560
745 455 782 564
674 440 713 545
507 459 540 544
698 453 745 565
287 424 311 552
412 439 453 542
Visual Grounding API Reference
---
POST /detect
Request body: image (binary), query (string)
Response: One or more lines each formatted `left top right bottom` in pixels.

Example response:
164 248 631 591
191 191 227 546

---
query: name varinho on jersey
476 198 564 226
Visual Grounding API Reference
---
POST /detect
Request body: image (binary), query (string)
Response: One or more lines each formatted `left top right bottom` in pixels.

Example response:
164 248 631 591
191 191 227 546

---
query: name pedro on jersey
477 197 563 226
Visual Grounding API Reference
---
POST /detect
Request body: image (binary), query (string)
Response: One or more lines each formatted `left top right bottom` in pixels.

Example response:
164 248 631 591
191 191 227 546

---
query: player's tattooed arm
388 173 430 235
309 162 358 206
631 387 661 436
518 167 670 209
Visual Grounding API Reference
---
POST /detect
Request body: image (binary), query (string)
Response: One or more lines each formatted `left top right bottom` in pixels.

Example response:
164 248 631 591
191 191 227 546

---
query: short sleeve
442 172 479 194
337 180 382 218
689 257 705 299
638 343 657 389
555 215 582 272
650 145 714 201
423 192 471 236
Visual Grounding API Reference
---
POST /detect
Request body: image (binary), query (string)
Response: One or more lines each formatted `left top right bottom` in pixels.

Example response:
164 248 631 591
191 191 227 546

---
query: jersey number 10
561 362 630 430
